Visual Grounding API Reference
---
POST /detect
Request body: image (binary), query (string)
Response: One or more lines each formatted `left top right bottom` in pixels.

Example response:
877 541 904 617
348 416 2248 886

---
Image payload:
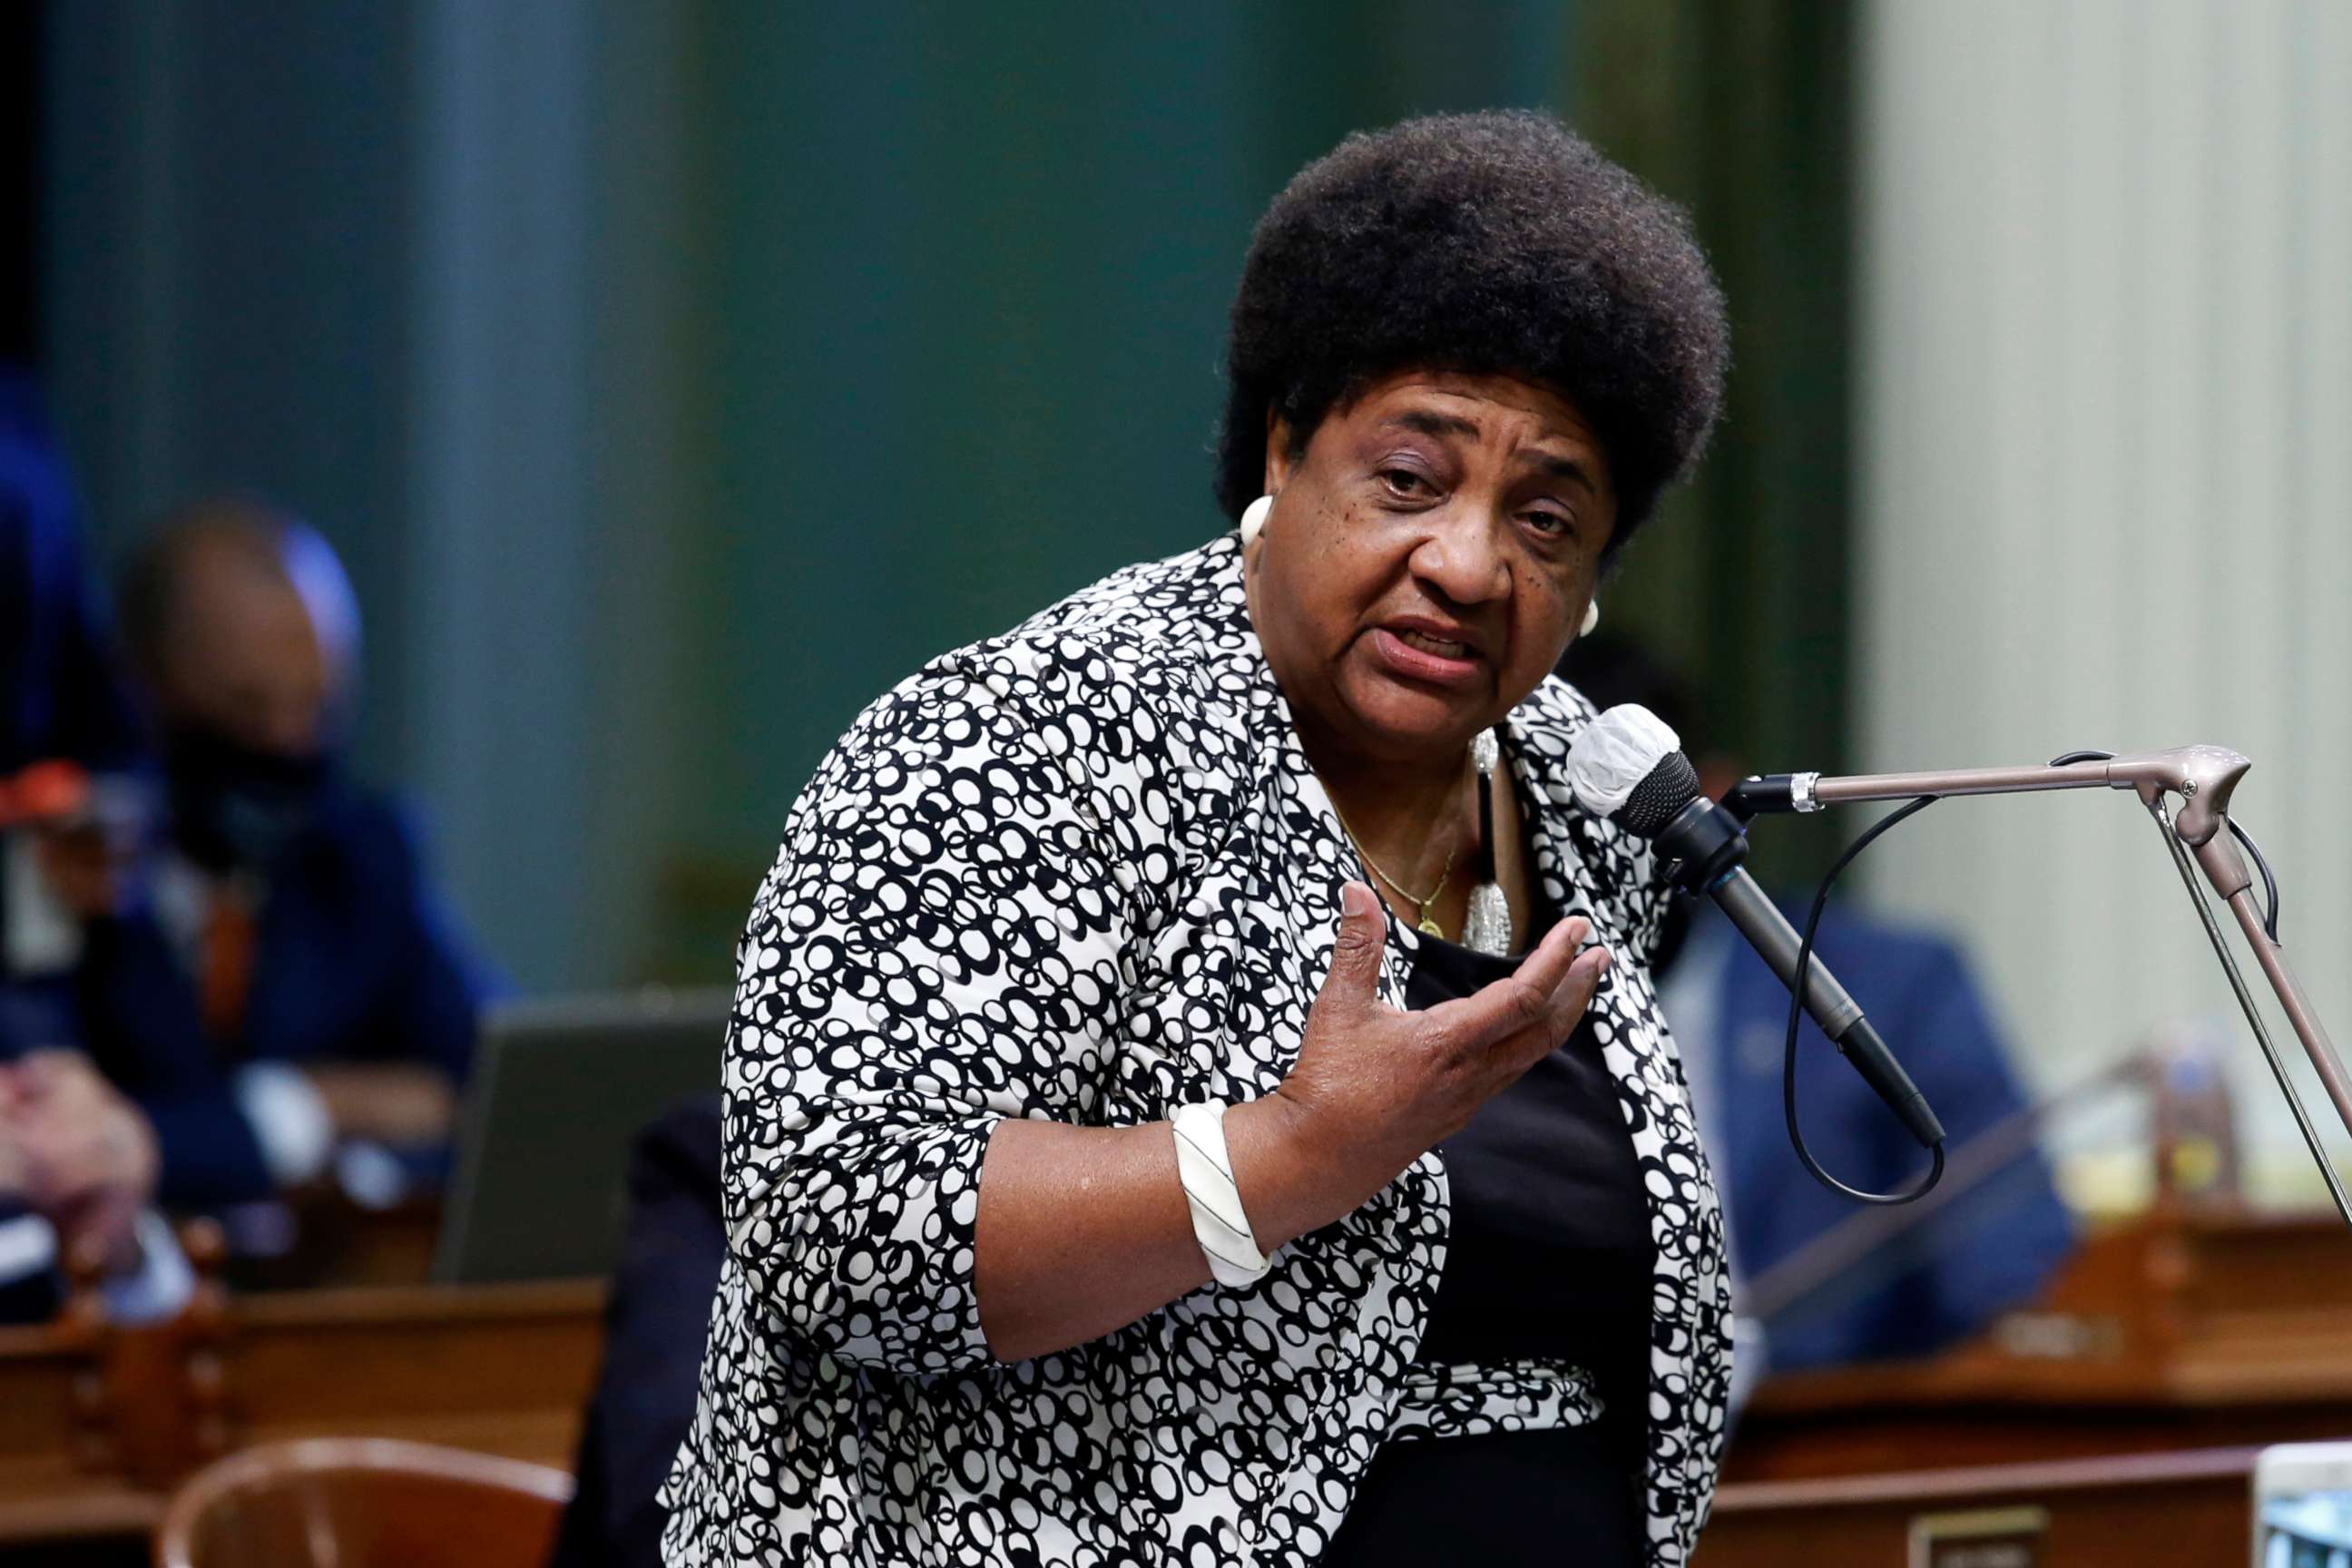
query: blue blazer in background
1688 903 2077 1373
0 362 147 1094
73 789 496 1208
0 368 144 779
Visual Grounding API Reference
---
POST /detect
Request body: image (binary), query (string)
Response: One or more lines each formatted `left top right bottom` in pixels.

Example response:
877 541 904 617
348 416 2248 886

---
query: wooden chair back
153 1436 572 1568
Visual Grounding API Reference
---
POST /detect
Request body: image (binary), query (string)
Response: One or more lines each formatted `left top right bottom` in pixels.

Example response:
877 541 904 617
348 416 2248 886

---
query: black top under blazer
659 535 1733 1567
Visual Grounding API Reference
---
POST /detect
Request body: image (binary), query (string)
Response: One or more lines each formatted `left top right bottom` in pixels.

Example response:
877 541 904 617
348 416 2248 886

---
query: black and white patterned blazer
660 536 1732 1566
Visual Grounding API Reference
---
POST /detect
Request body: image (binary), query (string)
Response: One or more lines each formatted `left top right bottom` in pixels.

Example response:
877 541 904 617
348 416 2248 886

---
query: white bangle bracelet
1171 1101 1272 1288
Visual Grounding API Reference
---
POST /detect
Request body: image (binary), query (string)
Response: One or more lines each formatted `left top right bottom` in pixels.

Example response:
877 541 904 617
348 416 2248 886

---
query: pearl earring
1240 495 1273 549
1581 598 1601 636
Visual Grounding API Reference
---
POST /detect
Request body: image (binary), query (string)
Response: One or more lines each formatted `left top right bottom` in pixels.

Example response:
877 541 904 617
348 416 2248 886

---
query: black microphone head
1565 703 1700 838
1618 750 1702 838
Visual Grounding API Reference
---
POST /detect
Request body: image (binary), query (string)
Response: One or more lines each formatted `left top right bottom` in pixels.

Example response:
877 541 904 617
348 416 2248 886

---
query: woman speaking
662 111 1732 1567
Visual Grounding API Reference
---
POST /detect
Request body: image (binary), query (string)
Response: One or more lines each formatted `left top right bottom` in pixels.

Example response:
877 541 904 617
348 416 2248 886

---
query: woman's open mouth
1367 625 1483 685
1396 627 1468 659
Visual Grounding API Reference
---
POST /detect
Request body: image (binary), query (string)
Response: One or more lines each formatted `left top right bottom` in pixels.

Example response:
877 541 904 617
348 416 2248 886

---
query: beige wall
1855 0 2352 1202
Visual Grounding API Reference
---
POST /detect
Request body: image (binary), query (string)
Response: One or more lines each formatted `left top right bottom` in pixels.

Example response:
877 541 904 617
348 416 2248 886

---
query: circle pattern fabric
660 537 1731 1566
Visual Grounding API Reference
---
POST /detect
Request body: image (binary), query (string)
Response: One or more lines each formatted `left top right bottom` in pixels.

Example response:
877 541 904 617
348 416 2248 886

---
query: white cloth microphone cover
1564 703 1682 818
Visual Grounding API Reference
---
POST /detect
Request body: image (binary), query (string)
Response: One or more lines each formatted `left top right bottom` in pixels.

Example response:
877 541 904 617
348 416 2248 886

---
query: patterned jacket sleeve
722 657 1142 1377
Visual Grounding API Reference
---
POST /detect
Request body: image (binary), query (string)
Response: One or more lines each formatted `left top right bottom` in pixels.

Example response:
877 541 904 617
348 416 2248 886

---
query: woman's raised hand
1262 881 1610 1220
976 880 1612 1360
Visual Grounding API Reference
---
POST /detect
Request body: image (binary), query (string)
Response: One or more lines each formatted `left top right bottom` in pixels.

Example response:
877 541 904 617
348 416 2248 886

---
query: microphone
1567 705 1946 1151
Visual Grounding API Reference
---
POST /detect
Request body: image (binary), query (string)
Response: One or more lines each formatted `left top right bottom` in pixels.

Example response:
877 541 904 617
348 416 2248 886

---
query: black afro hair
1214 110 1728 555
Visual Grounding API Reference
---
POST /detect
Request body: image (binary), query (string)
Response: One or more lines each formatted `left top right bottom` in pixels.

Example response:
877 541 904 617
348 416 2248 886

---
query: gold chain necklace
1329 798 1455 938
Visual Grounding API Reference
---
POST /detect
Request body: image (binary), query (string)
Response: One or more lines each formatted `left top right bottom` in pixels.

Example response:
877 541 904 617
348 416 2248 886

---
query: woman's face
1248 368 1617 769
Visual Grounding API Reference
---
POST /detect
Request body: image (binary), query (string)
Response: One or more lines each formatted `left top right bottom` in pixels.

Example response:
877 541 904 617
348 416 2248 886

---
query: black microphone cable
1759 740 2289 1208
1783 793 1946 1205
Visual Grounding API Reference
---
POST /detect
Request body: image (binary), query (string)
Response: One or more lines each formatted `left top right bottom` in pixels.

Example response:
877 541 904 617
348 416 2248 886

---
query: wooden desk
1702 1446 2259 1565
221 1194 447 1293
0 1279 603 1545
0 1316 152 1543
5 1205 2340 1549
225 1282 602 1467
1729 1209 2352 1482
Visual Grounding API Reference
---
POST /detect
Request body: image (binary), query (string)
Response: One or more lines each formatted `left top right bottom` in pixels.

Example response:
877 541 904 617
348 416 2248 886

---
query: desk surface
1706 1446 2261 1566
0 1279 604 1543
3 1205 2345 1545
1729 1207 2352 1482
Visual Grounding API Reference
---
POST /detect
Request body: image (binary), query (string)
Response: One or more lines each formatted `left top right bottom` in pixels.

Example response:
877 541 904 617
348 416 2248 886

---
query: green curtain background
1573 0 1857 891
647 0 1853 975
33 1 1858 990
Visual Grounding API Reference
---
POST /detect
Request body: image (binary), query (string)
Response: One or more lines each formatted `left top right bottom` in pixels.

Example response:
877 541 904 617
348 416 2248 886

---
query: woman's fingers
1534 944 1611 1051
1308 881 1388 1025
1499 939 1610 1069
1427 916 1595 1051
1510 913 1588 998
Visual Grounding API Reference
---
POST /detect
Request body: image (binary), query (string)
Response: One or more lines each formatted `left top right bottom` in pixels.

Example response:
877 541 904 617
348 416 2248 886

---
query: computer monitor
433 986 730 1285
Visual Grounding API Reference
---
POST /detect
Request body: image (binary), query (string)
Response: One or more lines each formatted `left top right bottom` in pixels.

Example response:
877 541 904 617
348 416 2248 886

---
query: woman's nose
1406 509 1512 605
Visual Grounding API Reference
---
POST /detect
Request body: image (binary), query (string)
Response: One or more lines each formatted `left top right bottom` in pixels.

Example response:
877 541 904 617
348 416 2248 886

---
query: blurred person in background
1 364 146 1040
1559 632 2074 1387
664 112 1730 1568
0 1048 188 1324
1 368 190 1322
61 498 495 1209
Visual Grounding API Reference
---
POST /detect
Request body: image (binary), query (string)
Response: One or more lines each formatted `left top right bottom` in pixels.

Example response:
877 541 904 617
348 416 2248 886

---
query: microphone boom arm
1731 746 2352 1231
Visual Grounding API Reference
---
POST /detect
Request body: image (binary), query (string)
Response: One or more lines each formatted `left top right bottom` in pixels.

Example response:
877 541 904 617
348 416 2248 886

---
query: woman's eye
1524 510 1572 537
1379 468 1434 499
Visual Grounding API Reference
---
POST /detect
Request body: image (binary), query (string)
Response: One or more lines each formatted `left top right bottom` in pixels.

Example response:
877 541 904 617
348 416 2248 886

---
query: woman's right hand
1250 881 1611 1229
977 881 1611 1362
